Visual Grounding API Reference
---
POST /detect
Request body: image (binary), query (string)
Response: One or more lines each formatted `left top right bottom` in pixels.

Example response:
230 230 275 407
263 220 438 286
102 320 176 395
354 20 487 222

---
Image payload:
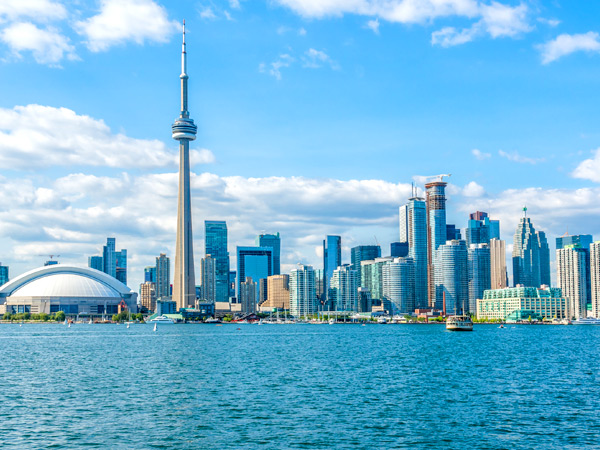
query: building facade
240 277 257 314
330 265 358 312
382 257 415 314
200 254 216 303
360 257 394 305
0 263 8 286
256 233 281 275
405 196 428 309
323 235 341 305
435 240 468 315
262 274 290 310
205 220 230 302
236 246 273 301
425 181 447 308
156 253 170 300
591 242 600 318
290 265 317 318
512 209 550 288
477 287 569 321
140 282 157 313
556 246 588 319
468 243 491 313
351 245 381 286
490 238 507 289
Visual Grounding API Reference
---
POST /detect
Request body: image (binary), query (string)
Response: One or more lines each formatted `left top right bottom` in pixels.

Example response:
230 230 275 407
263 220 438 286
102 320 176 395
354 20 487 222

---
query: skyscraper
390 242 409 258
0 263 8 286
236 246 273 302
140 282 157 313
290 265 317 318
512 208 550 288
435 240 468 315
382 257 415 314
116 249 127 285
466 211 500 244
399 204 408 243
90 237 126 283
205 221 230 302
144 266 157 283
557 245 588 319
323 235 341 305
88 256 103 272
557 234 593 303
405 196 428 309
468 243 491 313
240 277 257 314
156 253 170 300
425 181 447 308
172 22 197 310
256 233 281 275
490 238 507 289
446 224 462 241
590 242 600 318
351 245 381 286
103 237 116 278
360 257 394 305
330 264 358 312
262 274 290 310
200 254 216 302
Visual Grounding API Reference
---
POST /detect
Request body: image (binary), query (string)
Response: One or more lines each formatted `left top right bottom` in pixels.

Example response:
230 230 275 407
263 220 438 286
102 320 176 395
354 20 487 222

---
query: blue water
0 323 599 449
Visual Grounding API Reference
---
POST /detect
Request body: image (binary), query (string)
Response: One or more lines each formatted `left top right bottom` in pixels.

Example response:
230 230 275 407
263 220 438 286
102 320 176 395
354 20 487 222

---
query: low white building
476 287 569 321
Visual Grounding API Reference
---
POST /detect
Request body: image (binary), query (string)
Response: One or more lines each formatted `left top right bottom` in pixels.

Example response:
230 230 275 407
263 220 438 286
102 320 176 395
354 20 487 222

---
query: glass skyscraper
556 245 588 319
390 242 409 258
425 181 447 308
144 266 157 283
256 233 281 275
330 264 358 312
435 240 468 315
405 196 428 309
236 246 273 302
205 220 230 302
0 263 8 286
89 237 126 284
351 245 381 286
557 234 593 303
323 235 341 305
468 243 491 313
512 209 550 288
156 253 170 299
382 257 415 314
290 265 317 318
466 211 500 246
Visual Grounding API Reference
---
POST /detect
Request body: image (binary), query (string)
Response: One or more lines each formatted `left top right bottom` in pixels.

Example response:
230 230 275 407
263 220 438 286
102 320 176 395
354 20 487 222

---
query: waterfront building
261 274 290 310
557 234 593 305
290 265 317 318
468 244 491 313
404 196 428 309
256 233 281 275
172 23 198 311
240 277 257 314
330 265 358 312
357 287 372 313
382 257 415 314
156 253 170 299
591 242 600 318
556 246 588 319
200 255 216 302
88 256 103 272
236 246 273 302
205 221 230 302
490 238 507 289
476 287 569 321
144 266 157 283
140 282 157 312
0 263 8 286
351 245 381 286
512 208 550 288
0 265 137 317
425 181 447 308
446 224 461 241
435 240 468 314
390 242 409 258
323 235 341 305
360 257 394 304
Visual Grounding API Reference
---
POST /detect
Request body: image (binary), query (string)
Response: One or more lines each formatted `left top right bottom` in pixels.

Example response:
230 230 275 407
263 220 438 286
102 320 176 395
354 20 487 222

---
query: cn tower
171 20 197 310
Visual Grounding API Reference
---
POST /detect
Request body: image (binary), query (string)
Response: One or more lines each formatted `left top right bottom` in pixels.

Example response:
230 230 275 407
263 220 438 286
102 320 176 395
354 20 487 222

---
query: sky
1 0 600 290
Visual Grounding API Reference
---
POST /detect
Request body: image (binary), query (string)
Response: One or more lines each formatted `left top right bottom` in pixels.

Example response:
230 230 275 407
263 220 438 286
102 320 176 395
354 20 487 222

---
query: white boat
153 323 157 332
377 317 387 324
446 315 473 331
205 317 221 324
572 317 600 325
328 318 335 325
149 315 176 324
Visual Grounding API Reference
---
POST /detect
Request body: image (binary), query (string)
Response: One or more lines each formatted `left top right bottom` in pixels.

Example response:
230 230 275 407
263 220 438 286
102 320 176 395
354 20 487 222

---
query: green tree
55 311 66 322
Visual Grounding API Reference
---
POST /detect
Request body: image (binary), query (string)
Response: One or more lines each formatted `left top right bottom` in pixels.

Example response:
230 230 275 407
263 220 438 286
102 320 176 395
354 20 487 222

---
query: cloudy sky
1 0 599 289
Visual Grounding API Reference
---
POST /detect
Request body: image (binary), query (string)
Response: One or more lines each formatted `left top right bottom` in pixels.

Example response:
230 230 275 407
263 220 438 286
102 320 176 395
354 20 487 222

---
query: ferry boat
572 317 600 325
446 315 473 331
149 315 176 324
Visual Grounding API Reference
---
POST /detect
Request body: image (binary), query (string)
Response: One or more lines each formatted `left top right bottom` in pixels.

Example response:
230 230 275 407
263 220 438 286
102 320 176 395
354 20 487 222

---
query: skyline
0 0 600 290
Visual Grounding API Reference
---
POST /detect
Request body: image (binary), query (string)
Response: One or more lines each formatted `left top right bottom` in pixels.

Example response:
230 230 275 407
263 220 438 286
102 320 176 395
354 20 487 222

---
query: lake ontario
1 323 599 449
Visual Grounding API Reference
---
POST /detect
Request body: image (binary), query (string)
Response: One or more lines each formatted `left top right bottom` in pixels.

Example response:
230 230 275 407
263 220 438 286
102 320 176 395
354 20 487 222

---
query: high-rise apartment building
538 231 551 286
200 254 216 302
256 233 281 275
590 242 600 318
88 256 103 272
446 224 462 241
557 246 588 319
205 221 230 302
0 263 8 286
490 238 507 289
390 242 409 258
512 208 550 288
262 274 290 310
405 196 428 309
466 211 500 246
236 246 273 302
140 282 157 313
330 265 358 312
240 277 257 314
156 253 170 299
360 257 394 304
557 234 593 304
290 265 317 318
116 249 127 285
103 237 116 278
144 266 157 283
468 243 491 313
351 245 381 286
323 235 341 305
425 181 447 308
382 257 415 314
435 240 468 314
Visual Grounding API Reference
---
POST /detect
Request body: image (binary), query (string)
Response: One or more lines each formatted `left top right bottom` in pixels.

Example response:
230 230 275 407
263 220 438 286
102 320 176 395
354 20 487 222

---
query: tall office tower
351 245 381 286
0 263 8 285
290 265 317 318
103 237 116 278
382 257 415 314
240 277 257 314
435 240 468 314
446 224 461 241
155 253 170 300
140 282 157 313
315 269 324 302
205 221 230 302
390 242 409 258
323 235 342 305
357 287 372 313
360 257 394 304
262 274 290 310
171 22 198 310
404 196 428 309
256 233 281 275
489 219 500 240
512 208 550 288
88 256 103 272
200 255 216 302
557 246 588 319
468 243 491 313
490 238 507 289
466 211 500 245
399 204 408 243
144 266 157 283
425 181 447 308
236 246 273 301
330 264 358 312
116 249 127 285
590 242 600 318
259 278 268 304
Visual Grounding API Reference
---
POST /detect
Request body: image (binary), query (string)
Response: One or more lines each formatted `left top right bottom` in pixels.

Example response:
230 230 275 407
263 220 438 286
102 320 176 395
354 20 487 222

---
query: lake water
0 323 599 449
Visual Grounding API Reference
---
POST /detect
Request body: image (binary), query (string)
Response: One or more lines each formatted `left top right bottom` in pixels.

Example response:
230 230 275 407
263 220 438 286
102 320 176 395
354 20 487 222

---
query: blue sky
1 0 600 289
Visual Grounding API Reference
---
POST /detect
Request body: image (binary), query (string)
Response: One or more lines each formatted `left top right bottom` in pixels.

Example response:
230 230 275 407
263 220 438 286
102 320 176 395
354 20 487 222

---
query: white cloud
302 48 339 69
0 104 215 169
366 18 380 34
224 10 234 21
537 17 560 27
472 148 491 160
572 148 600 183
75 0 179 52
479 1 529 38
538 32 600 64
199 7 217 20
0 0 67 23
259 54 294 80
229 0 241 9
498 150 544 165
298 27 307 36
431 23 479 47
462 181 485 197
0 22 76 65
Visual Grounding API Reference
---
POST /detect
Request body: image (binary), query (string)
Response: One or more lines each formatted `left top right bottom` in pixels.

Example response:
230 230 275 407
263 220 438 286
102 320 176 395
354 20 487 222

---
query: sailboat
153 322 157 332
